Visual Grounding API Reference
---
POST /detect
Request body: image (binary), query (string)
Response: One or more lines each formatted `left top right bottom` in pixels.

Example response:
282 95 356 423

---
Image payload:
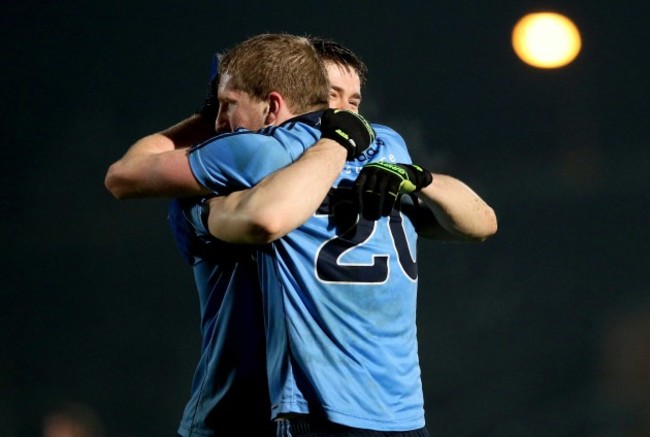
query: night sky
2 1 650 436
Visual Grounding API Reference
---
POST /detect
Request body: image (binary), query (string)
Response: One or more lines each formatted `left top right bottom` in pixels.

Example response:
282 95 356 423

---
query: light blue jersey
188 111 425 431
168 198 273 436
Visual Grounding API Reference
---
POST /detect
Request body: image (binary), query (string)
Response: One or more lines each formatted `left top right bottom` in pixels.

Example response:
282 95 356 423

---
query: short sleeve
189 131 295 195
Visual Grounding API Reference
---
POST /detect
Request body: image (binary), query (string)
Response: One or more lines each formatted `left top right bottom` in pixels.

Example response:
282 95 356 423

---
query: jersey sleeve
188 130 297 195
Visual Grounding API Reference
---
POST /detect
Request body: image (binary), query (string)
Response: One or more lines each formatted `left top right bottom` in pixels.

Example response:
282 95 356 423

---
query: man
106 34 376 436
116 50 275 437
190 43 496 437
200 39 496 435
197 52 496 436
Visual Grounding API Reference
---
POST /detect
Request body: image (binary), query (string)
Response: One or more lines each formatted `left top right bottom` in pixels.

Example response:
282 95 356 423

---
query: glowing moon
512 12 582 68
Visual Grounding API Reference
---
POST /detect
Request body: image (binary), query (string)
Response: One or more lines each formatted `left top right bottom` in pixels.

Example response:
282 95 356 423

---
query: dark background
2 1 649 436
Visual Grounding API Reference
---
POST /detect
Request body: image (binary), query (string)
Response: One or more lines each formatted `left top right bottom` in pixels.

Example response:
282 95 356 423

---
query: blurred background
2 1 649 436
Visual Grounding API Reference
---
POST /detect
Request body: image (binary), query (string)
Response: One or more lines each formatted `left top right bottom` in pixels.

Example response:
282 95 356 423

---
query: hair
310 37 368 86
218 33 329 114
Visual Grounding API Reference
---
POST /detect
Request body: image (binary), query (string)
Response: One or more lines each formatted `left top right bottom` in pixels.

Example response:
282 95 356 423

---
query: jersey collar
281 110 324 128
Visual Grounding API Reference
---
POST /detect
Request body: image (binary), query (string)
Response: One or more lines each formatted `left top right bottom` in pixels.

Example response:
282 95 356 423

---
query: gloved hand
198 52 220 122
354 162 433 220
320 109 376 160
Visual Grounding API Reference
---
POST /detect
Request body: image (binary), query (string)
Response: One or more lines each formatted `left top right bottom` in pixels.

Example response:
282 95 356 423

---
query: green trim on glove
362 162 432 194
354 162 433 220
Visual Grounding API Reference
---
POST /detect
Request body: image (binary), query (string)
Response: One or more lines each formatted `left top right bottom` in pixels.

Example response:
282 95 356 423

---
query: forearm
122 114 214 158
417 174 497 241
105 114 214 199
207 139 347 244
159 113 216 148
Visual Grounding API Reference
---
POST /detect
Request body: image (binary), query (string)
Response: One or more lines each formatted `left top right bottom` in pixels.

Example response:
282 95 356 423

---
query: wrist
317 138 348 156
308 138 348 168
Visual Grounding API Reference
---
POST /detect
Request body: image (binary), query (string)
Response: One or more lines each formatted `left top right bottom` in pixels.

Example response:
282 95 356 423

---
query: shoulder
371 123 404 143
265 120 320 151
191 128 272 150
366 123 411 162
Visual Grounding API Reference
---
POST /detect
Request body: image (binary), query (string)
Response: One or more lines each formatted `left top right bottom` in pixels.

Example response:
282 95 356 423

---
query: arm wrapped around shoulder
320 109 376 160
354 162 433 220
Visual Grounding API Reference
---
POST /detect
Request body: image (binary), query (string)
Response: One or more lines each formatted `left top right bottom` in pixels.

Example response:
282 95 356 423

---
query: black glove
320 109 376 160
198 52 220 122
354 162 433 220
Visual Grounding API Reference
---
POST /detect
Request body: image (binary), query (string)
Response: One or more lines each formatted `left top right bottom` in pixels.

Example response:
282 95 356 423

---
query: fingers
361 191 383 221
357 170 382 221
355 168 400 221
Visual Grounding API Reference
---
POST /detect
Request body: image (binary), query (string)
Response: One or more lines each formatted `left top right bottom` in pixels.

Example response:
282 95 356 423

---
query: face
325 62 362 113
215 73 269 132
215 65 362 132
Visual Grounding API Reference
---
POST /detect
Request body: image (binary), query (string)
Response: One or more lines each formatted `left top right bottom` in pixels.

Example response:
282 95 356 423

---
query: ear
264 92 284 125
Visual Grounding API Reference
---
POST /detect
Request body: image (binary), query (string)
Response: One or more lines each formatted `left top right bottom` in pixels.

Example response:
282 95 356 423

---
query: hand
320 109 376 160
354 162 433 220
198 52 220 121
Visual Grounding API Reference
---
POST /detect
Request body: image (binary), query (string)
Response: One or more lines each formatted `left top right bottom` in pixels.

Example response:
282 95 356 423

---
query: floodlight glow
512 12 582 68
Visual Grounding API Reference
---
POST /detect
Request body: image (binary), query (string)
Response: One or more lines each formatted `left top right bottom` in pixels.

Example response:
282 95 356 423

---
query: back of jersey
260 125 426 431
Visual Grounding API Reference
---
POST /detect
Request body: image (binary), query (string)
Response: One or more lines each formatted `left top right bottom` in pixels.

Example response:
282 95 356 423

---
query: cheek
231 105 267 130
223 108 243 130
254 108 269 127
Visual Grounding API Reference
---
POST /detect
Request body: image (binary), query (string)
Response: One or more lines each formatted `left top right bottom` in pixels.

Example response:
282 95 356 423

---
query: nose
215 110 230 133
329 97 345 110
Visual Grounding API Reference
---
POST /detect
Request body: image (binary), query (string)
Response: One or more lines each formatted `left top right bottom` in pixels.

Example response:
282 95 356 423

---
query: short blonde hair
219 33 329 114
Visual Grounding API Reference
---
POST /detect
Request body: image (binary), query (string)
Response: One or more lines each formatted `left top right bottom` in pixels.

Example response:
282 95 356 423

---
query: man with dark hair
201 41 495 437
